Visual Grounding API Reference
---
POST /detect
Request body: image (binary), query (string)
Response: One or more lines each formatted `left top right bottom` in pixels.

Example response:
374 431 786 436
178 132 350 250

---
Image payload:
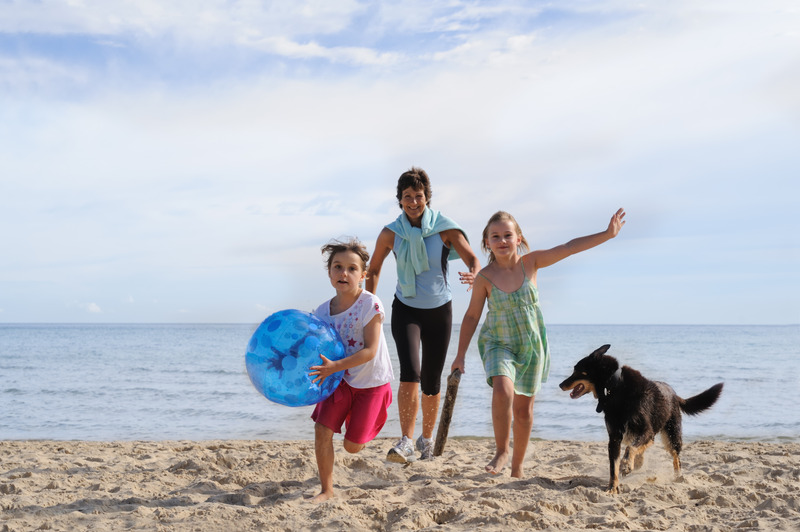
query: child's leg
313 422 335 503
344 382 392 448
510 394 535 478
487 375 515 474
343 439 365 454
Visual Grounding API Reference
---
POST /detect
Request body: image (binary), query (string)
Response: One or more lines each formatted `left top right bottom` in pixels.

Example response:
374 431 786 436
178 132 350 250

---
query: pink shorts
311 380 393 445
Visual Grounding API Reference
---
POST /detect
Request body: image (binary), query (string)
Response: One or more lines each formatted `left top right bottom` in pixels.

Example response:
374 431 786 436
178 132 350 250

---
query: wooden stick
433 369 462 456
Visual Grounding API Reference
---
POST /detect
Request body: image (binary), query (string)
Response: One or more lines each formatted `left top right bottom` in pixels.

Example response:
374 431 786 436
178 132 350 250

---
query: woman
366 167 479 462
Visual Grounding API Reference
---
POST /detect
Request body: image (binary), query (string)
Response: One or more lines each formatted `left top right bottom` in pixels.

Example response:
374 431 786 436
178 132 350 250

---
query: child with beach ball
307 237 395 503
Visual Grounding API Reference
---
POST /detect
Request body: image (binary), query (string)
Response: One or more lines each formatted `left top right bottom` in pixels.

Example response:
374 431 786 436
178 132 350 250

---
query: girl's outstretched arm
450 274 489 374
531 208 625 270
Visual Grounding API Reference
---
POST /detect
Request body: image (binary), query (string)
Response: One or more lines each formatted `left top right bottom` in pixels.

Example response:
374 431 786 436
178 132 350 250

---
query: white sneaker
387 436 416 463
416 435 434 460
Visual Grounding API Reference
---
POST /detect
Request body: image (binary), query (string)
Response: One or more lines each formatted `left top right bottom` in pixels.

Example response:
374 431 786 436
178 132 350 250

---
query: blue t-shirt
393 232 451 309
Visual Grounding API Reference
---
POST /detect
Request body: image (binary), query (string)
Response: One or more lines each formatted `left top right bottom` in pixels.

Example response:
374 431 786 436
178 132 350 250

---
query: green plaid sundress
477 264 550 396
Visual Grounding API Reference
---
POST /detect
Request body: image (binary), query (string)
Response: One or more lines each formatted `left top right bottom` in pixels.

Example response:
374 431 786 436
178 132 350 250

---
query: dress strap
478 263 527 291
477 270 501 291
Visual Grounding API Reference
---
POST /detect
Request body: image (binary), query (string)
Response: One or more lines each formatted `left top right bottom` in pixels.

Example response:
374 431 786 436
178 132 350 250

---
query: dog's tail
680 383 724 416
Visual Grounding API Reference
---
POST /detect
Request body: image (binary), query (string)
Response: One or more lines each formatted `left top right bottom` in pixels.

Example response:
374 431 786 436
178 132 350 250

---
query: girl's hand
607 208 626 238
458 271 475 291
309 355 337 385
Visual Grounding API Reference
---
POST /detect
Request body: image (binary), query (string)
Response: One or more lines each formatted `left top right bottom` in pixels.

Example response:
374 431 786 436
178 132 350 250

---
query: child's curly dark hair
321 237 370 272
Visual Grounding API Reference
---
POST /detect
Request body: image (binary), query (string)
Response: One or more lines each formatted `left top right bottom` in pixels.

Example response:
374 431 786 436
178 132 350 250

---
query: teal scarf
386 208 466 298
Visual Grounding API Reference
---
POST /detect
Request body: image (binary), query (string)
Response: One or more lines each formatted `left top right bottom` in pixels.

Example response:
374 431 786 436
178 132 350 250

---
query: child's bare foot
485 451 508 474
311 490 334 503
510 464 524 478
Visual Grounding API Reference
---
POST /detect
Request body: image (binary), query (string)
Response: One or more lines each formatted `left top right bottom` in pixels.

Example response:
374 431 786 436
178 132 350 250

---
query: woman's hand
450 354 466 374
458 271 476 291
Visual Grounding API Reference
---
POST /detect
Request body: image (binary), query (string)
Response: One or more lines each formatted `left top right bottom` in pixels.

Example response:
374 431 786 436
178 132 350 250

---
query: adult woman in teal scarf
366 167 480 462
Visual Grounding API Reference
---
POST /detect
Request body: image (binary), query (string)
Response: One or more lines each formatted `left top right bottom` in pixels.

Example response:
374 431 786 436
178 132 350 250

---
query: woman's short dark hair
396 167 432 207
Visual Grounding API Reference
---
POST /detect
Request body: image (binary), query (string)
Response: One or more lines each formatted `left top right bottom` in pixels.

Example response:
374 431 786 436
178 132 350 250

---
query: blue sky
1 1 798 324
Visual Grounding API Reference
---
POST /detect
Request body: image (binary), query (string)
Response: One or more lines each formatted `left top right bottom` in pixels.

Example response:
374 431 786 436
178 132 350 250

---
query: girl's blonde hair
481 211 530 264
321 237 370 272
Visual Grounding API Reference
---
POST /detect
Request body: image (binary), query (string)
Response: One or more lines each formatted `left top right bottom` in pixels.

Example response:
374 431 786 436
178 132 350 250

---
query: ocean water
1 323 797 442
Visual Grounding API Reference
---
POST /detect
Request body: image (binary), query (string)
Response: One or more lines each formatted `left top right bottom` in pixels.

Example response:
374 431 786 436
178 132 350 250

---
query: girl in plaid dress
452 209 626 477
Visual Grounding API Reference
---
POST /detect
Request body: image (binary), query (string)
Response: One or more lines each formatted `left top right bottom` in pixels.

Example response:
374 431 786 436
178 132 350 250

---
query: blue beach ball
245 309 346 407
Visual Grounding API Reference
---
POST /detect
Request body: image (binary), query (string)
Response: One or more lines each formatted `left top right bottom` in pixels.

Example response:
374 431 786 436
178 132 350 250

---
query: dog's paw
605 484 620 495
620 461 632 476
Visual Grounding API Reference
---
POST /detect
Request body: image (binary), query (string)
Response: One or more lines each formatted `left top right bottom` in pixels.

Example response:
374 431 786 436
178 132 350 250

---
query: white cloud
0 0 366 39
245 36 404 66
0 1 798 323
0 56 90 93
84 303 103 314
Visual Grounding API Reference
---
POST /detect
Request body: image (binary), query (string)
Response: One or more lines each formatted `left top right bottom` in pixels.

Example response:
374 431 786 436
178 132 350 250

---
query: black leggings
391 297 452 396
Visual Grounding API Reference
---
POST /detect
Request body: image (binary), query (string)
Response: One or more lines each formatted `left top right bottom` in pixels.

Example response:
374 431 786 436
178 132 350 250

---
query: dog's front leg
621 438 653 476
607 437 622 494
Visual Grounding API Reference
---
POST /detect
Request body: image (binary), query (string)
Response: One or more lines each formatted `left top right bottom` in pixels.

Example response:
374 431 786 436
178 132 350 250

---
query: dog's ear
590 344 611 359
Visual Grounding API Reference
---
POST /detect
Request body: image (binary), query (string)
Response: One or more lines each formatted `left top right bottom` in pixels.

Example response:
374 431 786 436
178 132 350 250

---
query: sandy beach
1 438 798 531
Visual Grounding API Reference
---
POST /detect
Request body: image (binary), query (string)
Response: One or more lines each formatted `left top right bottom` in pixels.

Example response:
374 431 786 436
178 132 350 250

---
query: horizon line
1 322 797 327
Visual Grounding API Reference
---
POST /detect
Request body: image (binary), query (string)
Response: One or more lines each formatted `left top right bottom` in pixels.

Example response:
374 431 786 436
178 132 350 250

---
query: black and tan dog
559 344 723 493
